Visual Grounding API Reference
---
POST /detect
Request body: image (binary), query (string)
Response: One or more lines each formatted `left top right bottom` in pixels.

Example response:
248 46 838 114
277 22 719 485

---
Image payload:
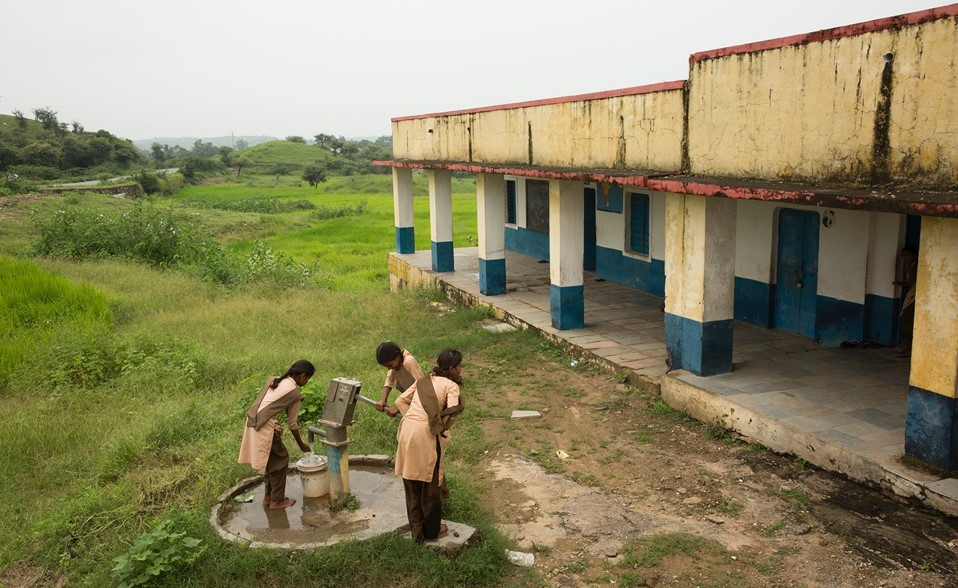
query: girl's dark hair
271 359 315 389
432 348 463 385
376 341 402 366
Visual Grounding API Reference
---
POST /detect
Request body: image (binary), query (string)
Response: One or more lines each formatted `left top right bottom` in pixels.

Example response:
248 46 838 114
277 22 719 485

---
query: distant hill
242 140 341 167
132 135 278 151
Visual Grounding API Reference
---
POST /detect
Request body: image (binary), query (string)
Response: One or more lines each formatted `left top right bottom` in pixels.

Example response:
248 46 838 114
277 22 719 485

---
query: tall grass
0 256 112 392
32 203 316 287
0 175 533 587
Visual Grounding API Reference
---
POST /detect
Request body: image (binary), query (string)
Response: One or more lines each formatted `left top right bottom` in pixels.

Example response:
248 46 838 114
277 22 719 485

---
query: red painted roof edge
390 80 686 123
372 160 958 217
691 4 958 63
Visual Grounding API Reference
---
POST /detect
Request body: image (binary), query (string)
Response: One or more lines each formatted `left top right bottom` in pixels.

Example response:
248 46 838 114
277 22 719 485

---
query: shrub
111 521 206 588
182 196 316 214
310 199 368 221
31 204 320 288
135 172 160 195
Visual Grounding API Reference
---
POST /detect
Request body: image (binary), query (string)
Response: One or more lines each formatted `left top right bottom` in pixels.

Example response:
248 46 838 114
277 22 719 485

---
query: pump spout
307 425 327 443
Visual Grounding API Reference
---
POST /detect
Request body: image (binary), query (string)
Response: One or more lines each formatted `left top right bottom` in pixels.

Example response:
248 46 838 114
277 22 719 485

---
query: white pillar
392 167 414 253
549 179 584 329
477 173 507 295
428 169 454 272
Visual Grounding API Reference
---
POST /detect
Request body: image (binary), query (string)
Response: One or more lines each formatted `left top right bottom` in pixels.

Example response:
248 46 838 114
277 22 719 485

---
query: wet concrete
211 456 475 551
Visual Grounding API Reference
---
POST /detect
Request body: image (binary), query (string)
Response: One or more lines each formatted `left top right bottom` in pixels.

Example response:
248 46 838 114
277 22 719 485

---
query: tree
71 121 84 134
302 164 328 188
235 139 249 150
0 140 19 171
232 155 253 177
191 140 217 158
314 133 335 149
32 107 59 130
12 110 27 129
22 142 62 167
286 136 306 143
150 142 165 162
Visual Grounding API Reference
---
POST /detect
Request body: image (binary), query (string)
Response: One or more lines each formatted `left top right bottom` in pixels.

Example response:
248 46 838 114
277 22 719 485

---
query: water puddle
214 460 409 548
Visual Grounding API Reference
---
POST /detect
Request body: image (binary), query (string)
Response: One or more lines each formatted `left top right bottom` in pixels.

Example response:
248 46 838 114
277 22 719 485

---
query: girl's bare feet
269 497 296 510
262 496 271 506
426 523 449 541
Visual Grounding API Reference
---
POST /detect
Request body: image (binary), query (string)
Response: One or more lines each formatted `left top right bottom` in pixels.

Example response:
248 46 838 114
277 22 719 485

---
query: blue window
628 192 650 256
506 179 517 224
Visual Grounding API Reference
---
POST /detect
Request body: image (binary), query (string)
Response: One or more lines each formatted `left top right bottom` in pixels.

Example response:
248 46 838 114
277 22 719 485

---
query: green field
0 175 548 587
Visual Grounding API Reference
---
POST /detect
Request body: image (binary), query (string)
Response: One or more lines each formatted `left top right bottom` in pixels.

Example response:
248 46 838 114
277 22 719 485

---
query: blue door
583 187 597 271
774 209 819 338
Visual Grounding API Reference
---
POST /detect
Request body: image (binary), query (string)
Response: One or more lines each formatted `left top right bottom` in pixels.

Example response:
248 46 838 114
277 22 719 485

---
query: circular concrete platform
211 455 474 551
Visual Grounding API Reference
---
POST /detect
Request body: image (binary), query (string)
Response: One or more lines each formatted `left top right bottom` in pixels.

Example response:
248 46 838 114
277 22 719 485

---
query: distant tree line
310 133 391 175
0 108 146 180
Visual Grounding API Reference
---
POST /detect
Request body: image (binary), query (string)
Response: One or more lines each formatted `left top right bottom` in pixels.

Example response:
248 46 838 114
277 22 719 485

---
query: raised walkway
389 247 958 517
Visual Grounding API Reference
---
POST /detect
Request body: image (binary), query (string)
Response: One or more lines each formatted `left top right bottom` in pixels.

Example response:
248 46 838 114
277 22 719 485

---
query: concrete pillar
477 173 507 295
664 193 736 376
428 170 454 272
549 180 585 329
392 167 415 254
905 217 958 470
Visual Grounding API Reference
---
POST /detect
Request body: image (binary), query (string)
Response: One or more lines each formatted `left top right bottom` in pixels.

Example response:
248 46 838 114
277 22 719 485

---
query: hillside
132 135 278 151
0 113 146 181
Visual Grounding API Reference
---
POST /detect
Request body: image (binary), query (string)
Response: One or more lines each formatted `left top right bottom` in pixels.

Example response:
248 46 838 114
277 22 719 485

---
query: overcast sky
1 0 941 141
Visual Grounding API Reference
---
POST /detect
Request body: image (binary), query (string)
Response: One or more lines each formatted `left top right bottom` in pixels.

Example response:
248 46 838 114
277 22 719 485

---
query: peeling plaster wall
688 18 958 187
392 90 685 171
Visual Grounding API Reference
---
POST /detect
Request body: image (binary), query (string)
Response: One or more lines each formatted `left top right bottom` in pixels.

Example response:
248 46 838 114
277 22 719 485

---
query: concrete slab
511 410 542 420
407 520 476 553
211 457 474 550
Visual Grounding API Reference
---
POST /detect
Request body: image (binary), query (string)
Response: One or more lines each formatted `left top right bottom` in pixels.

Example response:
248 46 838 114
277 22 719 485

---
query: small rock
705 515 725 524
505 550 535 567
682 497 702 505
792 524 812 535
605 549 619 558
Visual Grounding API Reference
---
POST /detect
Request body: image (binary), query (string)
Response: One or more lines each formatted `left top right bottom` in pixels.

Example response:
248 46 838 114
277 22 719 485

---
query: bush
182 196 316 214
31 204 319 288
310 199 368 221
158 172 185 196
111 521 205 588
135 172 161 195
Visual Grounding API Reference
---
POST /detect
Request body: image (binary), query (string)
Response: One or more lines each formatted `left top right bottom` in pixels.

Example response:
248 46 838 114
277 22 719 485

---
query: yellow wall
909 217 958 398
392 90 685 171
688 18 958 185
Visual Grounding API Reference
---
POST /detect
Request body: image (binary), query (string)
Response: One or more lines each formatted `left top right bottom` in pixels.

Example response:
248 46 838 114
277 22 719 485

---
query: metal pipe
323 426 350 506
307 425 327 443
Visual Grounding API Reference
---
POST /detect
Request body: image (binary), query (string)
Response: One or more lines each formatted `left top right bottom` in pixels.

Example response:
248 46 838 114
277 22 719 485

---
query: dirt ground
469 352 958 588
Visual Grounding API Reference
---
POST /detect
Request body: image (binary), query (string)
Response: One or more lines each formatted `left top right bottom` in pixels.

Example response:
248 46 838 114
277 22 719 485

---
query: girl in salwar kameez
238 359 314 510
387 349 465 543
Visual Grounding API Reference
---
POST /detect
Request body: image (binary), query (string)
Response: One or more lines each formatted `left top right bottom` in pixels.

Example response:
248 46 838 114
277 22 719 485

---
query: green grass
0 172 542 586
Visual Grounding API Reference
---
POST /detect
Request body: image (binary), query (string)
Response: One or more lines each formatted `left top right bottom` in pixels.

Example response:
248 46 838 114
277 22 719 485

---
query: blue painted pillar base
395 227 415 254
431 241 454 272
905 386 958 471
550 284 584 330
664 313 733 376
479 258 506 295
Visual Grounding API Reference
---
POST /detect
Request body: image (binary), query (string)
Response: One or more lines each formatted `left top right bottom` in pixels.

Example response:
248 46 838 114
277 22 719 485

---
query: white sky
1 0 942 141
